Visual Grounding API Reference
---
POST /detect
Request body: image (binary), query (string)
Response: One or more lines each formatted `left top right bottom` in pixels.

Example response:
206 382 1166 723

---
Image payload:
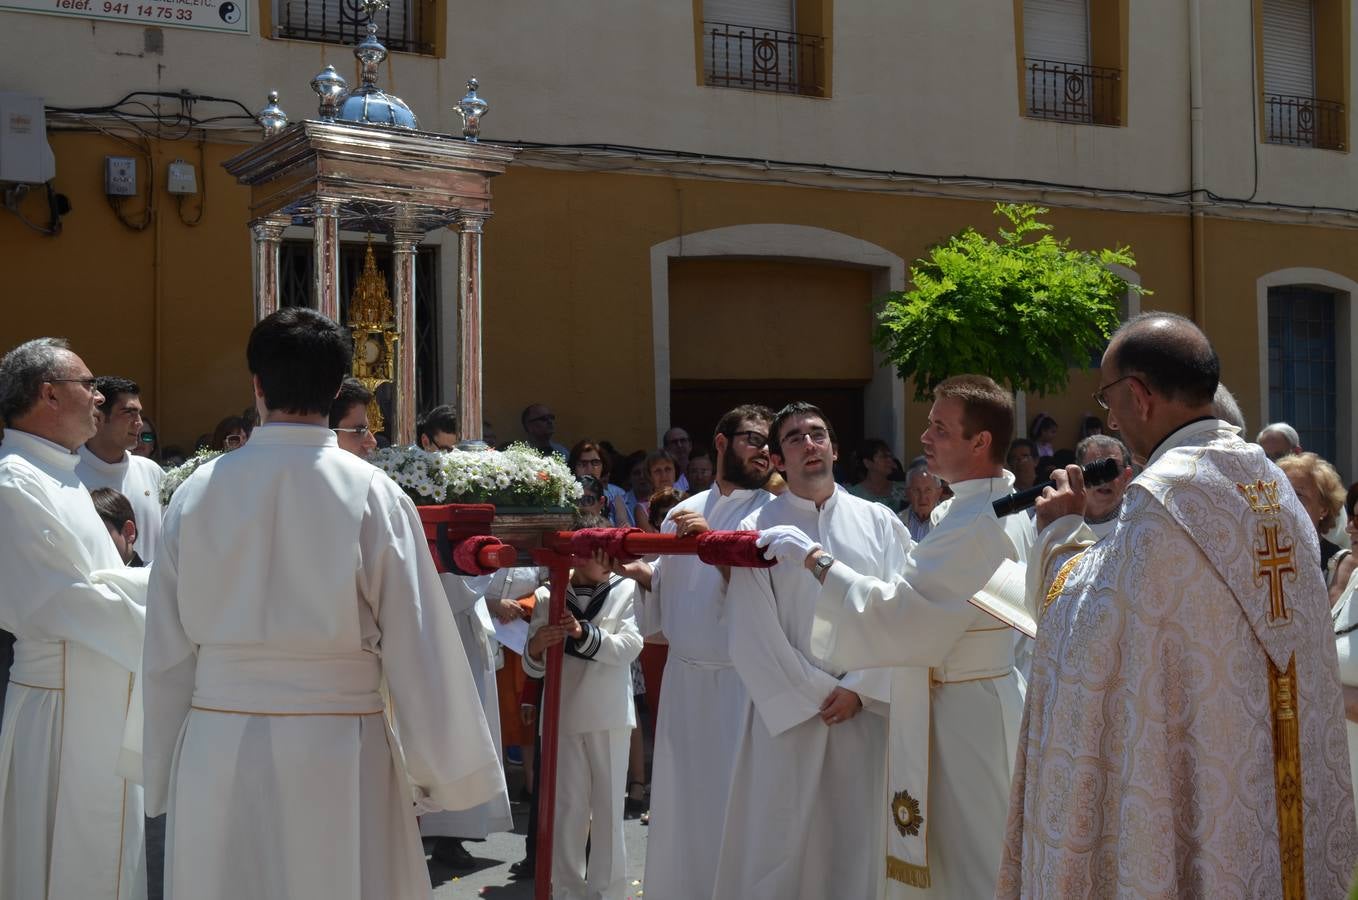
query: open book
968 558 1035 638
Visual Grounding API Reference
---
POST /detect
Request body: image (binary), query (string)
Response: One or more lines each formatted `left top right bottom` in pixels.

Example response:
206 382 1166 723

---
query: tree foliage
874 203 1147 400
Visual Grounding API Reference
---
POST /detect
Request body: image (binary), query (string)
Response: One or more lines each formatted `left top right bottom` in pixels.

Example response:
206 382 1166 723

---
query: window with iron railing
1263 94 1345 149
702 21 827 97
1024 58 1121 125
272 0 437 56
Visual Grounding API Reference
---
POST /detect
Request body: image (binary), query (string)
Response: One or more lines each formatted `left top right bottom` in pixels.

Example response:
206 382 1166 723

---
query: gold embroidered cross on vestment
1237 479 1297 625
1255 522 1297 624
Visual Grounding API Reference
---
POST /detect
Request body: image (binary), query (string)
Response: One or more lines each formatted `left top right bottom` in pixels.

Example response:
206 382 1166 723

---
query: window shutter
1023 0 1089 65
704 0 795 32
1262 0 1316 98
275 0 413 51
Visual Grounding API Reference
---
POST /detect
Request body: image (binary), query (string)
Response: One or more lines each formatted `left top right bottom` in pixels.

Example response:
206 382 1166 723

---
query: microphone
992 457 1121 518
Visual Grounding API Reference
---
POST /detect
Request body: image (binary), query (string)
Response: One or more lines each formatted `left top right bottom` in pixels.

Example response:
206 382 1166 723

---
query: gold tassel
886 855 931 888
1271 653 1306 899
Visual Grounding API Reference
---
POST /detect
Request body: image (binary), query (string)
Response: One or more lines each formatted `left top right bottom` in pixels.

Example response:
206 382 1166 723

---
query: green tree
874 203 1147 400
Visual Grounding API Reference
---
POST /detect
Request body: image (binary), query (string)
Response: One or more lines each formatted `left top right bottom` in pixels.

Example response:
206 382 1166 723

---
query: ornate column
454 211 489 442
313 198 342 320
391 230 421 446
249 214 290 322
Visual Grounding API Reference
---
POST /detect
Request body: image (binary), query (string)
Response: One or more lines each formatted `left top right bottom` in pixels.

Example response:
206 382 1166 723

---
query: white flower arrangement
370 442 582 508
160 448 223 506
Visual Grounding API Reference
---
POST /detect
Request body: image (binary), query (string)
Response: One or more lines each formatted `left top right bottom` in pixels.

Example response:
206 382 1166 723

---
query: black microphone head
1083 456 1121 487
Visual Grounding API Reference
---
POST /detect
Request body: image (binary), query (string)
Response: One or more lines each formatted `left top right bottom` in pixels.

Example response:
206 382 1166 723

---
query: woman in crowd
570 440 632 525
1327 482 1358 818
1277 452 1347 579
1029 412 1058 457
635 450 680 532
847 438 907 513
209 415 249 452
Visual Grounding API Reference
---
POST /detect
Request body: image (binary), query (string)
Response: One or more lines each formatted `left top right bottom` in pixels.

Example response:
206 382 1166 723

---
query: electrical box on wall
166 159 197 194
105 156 137 196
0 92 56 185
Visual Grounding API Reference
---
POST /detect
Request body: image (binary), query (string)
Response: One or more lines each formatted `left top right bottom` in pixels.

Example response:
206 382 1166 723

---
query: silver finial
454 78 489 141
311 65 348 122
257 91 289 138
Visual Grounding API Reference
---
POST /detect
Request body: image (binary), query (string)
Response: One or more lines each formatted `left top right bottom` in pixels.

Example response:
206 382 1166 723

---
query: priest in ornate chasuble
0 338 149 900
144 310 503 900
759 376 1029 899
997 313 1357 898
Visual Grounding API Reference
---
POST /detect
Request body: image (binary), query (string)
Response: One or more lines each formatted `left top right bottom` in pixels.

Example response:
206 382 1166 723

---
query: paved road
431 762 650 899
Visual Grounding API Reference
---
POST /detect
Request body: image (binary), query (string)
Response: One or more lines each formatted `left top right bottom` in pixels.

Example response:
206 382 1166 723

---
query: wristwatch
811 552 835 581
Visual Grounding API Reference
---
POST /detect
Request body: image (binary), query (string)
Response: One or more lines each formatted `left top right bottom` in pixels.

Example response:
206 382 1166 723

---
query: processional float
224 0 509 445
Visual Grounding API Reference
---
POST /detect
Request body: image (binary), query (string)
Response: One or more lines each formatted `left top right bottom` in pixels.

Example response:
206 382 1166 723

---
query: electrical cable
176 136 207 227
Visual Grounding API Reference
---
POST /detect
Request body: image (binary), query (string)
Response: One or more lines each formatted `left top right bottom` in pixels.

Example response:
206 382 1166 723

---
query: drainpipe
1189 0 1207 327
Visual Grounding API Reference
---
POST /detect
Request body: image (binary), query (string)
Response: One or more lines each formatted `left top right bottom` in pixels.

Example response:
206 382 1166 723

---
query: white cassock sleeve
361 491 503 813
812 513 1011 672
142 496 195 815
0 473 146 673
441 573 493 616
728 565 842 737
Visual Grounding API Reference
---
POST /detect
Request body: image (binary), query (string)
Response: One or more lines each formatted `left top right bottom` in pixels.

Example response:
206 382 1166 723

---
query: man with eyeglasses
662 427 693 493
710 401 895 900
756 377 1029 899
0 337 150 900
417 404 459 453
521 402 567 458
329 378 379 459
610 404 775 900
993 314 1357 897
77 376 165 562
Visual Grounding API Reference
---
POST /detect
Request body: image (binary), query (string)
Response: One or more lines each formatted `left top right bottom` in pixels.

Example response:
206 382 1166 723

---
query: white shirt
77 445 165 562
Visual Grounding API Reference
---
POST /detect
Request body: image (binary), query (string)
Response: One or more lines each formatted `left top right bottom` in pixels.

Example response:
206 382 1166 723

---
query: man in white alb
143 308 503 900
77 376 164 562
612 403 775 900
0 337 149 900
713 402 895 900
758 375 1028 898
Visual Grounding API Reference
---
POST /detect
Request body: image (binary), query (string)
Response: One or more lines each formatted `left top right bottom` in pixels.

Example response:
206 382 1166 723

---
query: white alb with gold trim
812 474 1026 899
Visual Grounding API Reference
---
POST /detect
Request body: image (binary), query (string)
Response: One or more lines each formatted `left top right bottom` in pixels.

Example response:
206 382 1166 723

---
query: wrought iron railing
703 21 826 96
275 0 435 55
1024 58 1121 125
1263 94 1345 150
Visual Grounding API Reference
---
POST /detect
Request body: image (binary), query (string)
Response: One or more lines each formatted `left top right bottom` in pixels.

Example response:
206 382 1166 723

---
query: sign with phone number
4 0 249 34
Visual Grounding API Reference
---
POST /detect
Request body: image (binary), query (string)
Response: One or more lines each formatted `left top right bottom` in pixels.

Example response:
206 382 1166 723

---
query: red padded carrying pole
531 548 571 900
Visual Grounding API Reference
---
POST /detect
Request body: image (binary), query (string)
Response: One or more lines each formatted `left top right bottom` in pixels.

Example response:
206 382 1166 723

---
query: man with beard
713 402 895 900
613 404 775 900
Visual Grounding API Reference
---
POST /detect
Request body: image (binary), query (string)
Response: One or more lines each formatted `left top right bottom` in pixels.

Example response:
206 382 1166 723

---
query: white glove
755 525 822 564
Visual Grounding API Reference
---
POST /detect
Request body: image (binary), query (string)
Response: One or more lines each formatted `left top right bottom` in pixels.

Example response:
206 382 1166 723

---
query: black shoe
433 838 476 870
509 858 535 879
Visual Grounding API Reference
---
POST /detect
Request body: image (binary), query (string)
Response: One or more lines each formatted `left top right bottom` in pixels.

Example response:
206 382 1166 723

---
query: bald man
998 313 1357 898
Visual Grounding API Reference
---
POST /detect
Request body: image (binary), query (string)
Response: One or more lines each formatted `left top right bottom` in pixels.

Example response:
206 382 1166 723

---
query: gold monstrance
347 240 399 430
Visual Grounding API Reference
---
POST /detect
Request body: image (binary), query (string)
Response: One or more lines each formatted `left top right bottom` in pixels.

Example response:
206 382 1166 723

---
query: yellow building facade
2 0 1357 473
